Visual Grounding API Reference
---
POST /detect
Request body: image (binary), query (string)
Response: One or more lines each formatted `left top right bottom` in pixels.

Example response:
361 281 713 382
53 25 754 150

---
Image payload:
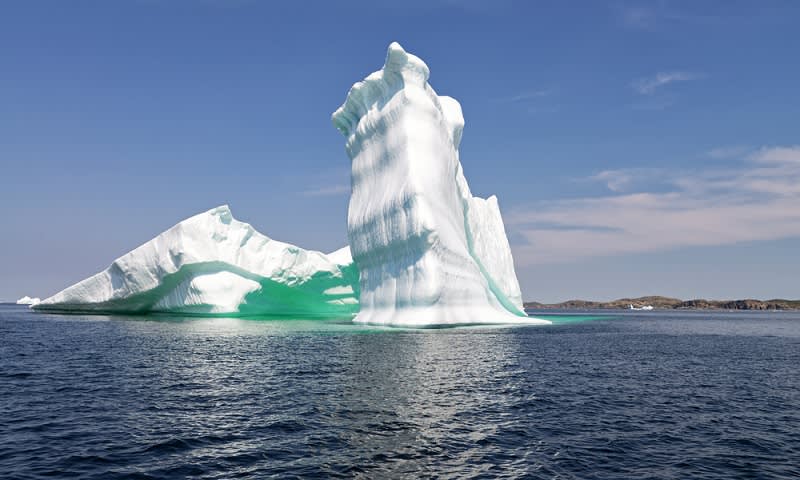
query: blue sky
2 0 798 302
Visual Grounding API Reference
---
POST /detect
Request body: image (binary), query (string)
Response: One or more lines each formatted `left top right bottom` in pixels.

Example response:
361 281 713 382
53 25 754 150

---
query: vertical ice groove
332 42 546 327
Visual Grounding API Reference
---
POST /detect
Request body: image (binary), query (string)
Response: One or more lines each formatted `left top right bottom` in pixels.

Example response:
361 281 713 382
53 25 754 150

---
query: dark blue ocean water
1 305 799 479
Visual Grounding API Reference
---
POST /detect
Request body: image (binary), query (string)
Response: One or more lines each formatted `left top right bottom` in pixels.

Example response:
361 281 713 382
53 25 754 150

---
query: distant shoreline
524 296 800 311
4 298 799 312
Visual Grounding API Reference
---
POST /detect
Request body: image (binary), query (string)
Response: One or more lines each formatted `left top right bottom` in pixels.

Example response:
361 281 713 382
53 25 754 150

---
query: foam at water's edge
352 307 550 327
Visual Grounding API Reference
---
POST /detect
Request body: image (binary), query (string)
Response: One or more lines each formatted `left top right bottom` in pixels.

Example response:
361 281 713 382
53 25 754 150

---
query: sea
1 304 798 479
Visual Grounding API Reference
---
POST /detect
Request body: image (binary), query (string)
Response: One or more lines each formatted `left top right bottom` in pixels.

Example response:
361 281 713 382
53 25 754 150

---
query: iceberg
34 206 359 317
16 295 41 306
332 42 548 327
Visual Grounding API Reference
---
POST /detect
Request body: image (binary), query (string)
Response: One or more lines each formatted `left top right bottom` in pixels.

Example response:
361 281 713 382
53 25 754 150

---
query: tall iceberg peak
34 206 359 317
333 42 430 138
333 42 546 327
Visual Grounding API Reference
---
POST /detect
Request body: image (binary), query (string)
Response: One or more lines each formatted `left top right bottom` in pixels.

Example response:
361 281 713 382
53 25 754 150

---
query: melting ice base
333 43 548 327
34 206 359 317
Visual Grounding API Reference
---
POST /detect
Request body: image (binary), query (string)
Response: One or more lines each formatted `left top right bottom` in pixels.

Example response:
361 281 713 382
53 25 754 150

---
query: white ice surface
34 206 359 316
326 246 354 266
16 296 41 306
332 42 547 327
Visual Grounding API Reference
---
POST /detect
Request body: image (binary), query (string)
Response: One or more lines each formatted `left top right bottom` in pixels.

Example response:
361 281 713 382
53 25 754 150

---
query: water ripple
1 307 799 478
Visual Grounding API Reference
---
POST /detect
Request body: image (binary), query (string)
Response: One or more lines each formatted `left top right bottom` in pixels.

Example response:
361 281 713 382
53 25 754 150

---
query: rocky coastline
524 296 800 311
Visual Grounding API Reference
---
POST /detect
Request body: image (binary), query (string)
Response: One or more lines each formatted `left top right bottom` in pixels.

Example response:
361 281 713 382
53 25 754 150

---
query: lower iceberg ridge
34 206 359 317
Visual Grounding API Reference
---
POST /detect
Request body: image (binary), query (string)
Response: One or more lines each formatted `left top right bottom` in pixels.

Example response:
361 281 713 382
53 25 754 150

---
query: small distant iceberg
34 206 359 317
629 304 654 311
16 296 41 306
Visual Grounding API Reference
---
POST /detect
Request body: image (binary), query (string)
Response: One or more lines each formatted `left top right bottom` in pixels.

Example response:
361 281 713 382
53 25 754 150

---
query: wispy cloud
295 166 351 197
632 71 702 95
706 145 751 159
507 146 800 265
588 168 663 192
506 89 551 103
620 5 658 29
498 89 557 114
616 3 726 31
752 146 800 165
301 184 350 197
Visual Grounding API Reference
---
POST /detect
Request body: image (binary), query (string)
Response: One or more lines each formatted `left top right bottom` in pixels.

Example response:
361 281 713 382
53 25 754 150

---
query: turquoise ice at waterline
34 206 360 317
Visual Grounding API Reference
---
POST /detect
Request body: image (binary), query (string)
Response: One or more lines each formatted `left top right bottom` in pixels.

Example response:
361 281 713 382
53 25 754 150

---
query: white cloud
632 71 702 95
508 146 800 265
751 146 800 165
